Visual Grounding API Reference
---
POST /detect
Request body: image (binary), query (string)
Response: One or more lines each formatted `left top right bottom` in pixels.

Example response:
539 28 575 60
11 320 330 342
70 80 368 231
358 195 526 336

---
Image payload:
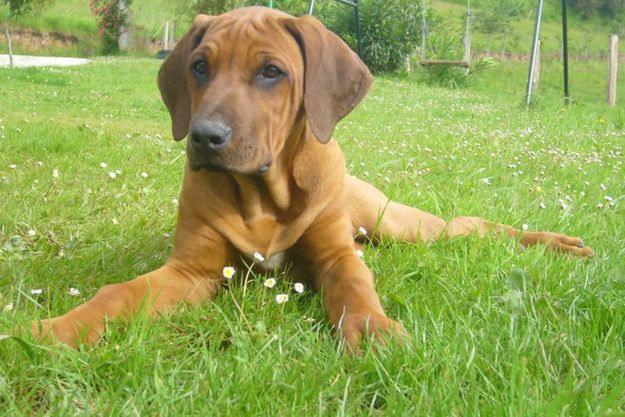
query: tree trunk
2 21 13 68
118 0 131 51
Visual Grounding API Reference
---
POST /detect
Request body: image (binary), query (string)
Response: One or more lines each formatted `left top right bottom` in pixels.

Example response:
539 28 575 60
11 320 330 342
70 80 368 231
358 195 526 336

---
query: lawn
0 58 624 415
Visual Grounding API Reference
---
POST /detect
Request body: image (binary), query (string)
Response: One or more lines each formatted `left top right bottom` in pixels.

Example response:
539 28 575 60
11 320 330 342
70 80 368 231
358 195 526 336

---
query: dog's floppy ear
157 14 212 141
284 15 372 144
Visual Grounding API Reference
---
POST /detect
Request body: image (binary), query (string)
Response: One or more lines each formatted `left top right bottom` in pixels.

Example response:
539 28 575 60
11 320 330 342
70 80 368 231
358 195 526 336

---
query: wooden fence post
162 21 170 51
167 21 176 50
531 39 541 91
607 34 618 107
463 7 472 72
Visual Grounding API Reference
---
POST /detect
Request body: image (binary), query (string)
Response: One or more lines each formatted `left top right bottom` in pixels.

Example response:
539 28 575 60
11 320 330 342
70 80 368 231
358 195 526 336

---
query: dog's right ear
157 15 212 141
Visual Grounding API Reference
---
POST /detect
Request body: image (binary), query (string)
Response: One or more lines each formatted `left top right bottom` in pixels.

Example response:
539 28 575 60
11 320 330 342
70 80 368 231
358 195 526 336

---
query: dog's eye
192 59 208 76
260 65 283 80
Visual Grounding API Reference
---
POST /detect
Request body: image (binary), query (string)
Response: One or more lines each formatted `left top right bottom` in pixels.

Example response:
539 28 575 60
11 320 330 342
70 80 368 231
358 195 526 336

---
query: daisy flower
294 282 304 294
222 266 236 280
275 293 289 304
264 278 276 288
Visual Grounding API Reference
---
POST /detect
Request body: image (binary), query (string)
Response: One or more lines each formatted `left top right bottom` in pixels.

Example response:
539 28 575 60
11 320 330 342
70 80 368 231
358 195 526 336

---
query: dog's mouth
190 160 272 176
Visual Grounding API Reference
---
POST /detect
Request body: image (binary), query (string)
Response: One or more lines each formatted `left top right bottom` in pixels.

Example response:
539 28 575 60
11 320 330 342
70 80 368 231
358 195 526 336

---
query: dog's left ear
158 14 212 141
284 15 372 144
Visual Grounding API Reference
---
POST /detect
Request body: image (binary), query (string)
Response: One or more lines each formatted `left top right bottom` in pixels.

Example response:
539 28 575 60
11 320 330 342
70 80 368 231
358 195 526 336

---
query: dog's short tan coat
32 7 592 351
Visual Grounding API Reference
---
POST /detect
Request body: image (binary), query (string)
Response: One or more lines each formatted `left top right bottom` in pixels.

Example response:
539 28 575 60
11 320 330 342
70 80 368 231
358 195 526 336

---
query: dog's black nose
189 120 232 151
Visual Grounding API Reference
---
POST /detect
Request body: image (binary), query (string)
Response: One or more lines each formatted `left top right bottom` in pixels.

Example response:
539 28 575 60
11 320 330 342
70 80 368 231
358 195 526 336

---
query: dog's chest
244 251 286 271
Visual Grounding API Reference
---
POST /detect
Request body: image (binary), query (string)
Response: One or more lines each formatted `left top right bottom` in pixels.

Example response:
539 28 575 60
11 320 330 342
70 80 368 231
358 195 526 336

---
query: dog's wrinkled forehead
193 8 298 63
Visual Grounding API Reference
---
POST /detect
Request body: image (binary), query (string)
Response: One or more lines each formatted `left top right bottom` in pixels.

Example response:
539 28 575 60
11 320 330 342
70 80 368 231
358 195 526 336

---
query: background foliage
89 0 132 54
321 0 424 73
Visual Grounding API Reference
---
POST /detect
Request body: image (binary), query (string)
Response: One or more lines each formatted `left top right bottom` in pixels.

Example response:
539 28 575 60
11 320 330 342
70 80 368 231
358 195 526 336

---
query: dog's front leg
296 212 404 353
31 223 230 347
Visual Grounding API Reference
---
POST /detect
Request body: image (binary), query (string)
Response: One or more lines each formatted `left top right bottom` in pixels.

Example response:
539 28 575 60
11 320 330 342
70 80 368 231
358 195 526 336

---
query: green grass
433 0 624 57
1 58 624 415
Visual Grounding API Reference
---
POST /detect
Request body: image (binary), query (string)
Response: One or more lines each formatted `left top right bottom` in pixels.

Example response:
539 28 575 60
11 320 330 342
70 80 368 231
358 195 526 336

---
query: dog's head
158 7 372 175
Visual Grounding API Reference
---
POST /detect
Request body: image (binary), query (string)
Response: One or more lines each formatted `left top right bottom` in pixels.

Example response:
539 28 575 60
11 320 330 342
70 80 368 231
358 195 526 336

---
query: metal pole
421 0 427 60
354 0 362 56
308 0 315 15
562 0 570 104
525 0 544 107
268 0 273 8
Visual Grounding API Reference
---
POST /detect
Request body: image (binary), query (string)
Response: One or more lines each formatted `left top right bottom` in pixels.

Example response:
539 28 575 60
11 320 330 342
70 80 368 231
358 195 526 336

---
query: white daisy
275 293 289 304
355 249 364 258
99 162 108 168
52 169 60 178
358 226 368 236
140 172 149 178
253 252 265 262
294 282 304 294
27 229 36 237
31 289 42 295
264 278 276 288
222 266 236 280
69 288 80 296
3 303 13 312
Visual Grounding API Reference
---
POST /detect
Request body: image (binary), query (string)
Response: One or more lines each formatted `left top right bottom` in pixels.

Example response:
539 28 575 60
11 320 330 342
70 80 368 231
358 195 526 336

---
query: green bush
168 0 316 19
320 0 425 73
89 0 132 54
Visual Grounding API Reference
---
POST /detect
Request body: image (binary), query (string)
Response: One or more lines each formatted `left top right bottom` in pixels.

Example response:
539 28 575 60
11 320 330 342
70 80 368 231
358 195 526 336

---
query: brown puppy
31 7 593 351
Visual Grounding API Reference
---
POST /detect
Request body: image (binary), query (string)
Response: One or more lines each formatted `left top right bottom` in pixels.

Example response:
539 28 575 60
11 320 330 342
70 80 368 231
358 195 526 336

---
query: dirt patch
3 28 80 50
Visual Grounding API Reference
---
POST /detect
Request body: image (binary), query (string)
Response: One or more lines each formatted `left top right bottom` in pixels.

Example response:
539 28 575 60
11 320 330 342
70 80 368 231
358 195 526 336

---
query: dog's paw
31 315 103 348
338 312 405 354
520 231 594 258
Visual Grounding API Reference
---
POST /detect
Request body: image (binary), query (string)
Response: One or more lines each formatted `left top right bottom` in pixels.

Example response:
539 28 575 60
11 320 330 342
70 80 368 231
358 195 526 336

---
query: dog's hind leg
346 175 593 257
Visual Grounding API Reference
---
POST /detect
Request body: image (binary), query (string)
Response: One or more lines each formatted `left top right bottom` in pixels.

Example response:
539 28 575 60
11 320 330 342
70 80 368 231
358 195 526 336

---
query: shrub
170 0 256 17
320 0 424 73
569 0 625 18
89 0 132 54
